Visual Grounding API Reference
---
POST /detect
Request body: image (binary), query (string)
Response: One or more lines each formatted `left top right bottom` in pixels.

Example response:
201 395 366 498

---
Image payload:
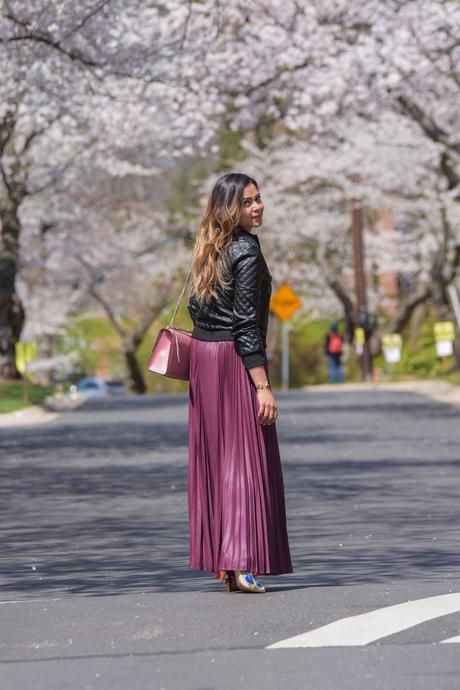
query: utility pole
351 201 372 380
448 284 460 329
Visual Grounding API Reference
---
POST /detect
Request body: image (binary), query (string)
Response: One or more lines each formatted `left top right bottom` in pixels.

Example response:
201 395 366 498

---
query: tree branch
131 282 179 345
0 109 17 156
88 285 127 339
19 115 60 156
5 29 103 68
228 57 314 98
397 95 460 155
384 284 431 335
316 244 355 340
440 150 460 191
62 0 113 39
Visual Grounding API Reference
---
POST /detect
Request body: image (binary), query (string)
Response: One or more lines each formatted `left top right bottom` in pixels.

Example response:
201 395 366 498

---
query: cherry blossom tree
189 1 460 350
18 163 193 393
3 0 460 381
232 107 460 349
0 0 214 378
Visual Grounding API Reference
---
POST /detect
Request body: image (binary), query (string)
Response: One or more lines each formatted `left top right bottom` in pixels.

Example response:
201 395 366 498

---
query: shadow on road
1 391 460 597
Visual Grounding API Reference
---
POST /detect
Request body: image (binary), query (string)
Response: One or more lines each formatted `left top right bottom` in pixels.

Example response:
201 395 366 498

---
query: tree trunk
0 202 24 378
368 284 430 357
430 239 460 369
431 291 460 369
316 246 356 341
123 341 146 394
326 276 356 342
388 285 430 331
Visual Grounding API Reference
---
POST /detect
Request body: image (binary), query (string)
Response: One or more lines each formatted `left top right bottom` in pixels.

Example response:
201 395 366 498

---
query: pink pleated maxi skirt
188 338 293 576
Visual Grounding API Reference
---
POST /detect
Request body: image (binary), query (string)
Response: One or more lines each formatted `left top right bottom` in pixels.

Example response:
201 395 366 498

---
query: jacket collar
234 226 260 244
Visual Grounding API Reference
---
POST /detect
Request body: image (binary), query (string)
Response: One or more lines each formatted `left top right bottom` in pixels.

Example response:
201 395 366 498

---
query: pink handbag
147 271 192 381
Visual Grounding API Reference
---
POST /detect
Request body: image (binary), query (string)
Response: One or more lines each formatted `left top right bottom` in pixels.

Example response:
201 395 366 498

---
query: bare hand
256 389 278 425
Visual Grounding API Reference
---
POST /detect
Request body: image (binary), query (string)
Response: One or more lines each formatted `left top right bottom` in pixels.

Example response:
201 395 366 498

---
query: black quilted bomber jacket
187 226 272 369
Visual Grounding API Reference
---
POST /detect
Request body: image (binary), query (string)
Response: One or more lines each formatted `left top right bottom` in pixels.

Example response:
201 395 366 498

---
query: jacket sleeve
231 243 265 369
187 294 198 324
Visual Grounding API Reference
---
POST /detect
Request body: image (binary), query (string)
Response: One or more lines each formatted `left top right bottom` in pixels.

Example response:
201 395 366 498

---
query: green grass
0 381 53 414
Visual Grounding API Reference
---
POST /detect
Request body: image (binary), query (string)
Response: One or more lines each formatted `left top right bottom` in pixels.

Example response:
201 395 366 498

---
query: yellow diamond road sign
270 284 302 321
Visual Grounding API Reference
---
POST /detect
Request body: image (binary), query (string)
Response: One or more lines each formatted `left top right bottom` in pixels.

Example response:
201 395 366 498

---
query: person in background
324 322 345 384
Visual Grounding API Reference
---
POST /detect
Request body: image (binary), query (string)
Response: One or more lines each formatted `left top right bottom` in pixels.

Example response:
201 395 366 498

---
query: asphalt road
1 388 460 689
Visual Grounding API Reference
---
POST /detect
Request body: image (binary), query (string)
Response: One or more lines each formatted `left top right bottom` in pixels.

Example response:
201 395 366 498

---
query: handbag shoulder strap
168 269 192 327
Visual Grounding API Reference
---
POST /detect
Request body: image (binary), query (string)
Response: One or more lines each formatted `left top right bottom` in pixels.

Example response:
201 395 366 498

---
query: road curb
303 380 460 410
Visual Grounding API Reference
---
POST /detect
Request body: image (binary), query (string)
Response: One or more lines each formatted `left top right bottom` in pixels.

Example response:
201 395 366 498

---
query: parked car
69 377 125 399
105 379 125 395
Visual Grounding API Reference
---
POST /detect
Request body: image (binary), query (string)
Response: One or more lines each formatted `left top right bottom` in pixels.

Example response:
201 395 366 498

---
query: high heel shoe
234 570 266 593
217 570 238 592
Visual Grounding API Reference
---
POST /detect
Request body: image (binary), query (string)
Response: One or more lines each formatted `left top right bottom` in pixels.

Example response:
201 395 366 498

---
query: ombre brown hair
191 173 258 302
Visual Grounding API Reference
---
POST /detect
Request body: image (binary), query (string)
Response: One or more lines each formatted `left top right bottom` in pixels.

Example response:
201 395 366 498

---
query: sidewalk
0 405 59 428
0 392 90 427
304 380 460 410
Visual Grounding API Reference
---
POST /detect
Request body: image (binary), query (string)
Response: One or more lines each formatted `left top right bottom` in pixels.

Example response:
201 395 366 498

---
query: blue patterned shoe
235 570 266 593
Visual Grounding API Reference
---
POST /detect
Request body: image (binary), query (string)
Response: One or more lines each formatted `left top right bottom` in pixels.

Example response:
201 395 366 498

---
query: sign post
270 284 302 390
433 322 455 358
15 341 38 402
354 327 365 356
281 320 289 390
382 333 402 364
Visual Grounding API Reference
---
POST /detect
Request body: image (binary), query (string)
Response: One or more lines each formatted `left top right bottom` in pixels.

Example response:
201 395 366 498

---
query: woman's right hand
257 389 278 425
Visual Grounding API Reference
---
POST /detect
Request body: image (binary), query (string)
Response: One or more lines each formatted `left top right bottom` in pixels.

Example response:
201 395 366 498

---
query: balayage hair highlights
191 173 258 302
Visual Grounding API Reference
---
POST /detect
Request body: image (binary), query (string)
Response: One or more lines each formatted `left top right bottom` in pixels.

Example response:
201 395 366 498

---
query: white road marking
440 634 460 644
267 592 460 648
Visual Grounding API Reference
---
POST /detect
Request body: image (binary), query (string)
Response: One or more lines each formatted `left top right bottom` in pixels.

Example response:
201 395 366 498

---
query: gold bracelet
255 381 270 391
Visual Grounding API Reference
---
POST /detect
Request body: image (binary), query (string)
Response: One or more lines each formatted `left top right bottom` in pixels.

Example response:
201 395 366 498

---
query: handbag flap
147 328 172 374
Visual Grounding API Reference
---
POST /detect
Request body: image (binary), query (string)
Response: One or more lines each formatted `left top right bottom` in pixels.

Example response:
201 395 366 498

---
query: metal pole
351 202 372 380
447 284 460 329
281 320 289 390
23 363 29 403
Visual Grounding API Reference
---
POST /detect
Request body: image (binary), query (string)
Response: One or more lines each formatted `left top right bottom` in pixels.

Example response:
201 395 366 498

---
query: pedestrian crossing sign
270 284 302 321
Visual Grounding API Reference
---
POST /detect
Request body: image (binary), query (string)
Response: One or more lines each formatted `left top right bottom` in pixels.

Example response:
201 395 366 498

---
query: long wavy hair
191 172 258 302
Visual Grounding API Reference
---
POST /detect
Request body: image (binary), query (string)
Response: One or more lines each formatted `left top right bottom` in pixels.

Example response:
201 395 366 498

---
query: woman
187 172 293 593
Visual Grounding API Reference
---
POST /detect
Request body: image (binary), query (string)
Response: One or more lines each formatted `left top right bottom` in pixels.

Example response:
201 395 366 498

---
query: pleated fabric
188 338 293 576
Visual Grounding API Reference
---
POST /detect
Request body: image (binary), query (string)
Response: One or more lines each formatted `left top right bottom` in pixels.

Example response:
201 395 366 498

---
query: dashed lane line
267 592 460 648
